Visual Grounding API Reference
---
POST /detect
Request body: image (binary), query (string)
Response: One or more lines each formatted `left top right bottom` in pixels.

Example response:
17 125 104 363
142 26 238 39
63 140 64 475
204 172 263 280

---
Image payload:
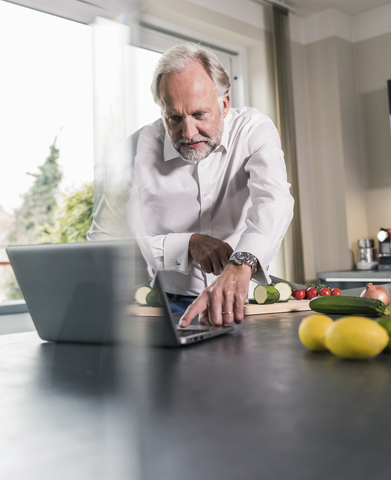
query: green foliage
39 182 94 243
5 136 63 300
4 271 23 301
7 137 63 245
4 136 94 301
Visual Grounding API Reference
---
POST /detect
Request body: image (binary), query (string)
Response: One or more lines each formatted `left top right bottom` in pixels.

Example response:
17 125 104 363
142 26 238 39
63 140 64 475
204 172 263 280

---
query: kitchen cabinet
317 270 391 290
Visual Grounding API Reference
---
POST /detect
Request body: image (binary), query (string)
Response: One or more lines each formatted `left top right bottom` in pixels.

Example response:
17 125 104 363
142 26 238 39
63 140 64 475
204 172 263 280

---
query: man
89 42 294 328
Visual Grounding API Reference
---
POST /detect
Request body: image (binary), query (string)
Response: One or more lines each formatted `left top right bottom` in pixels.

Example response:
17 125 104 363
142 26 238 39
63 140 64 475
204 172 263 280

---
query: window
0 7 245 310
0 1 93 305
125 46 162 136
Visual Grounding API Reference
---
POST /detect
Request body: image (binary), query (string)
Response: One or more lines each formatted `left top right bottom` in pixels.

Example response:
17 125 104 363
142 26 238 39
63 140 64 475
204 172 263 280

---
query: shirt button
200 162 205 167
203 192 208 197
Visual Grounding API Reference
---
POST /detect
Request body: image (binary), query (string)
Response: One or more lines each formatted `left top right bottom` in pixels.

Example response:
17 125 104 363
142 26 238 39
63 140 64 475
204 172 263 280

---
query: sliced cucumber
134 286 152 306
254 285 267 304
274 282 292 301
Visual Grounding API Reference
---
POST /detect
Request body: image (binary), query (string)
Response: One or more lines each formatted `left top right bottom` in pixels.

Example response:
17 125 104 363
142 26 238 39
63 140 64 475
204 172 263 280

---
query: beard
169 115 224 163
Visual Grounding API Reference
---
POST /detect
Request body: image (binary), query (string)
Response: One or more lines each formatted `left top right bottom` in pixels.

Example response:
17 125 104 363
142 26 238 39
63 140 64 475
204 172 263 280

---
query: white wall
290 6 391 280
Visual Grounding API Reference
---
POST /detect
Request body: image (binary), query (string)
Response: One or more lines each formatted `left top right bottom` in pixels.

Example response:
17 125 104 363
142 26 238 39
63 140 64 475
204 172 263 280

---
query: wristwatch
229 252 258 274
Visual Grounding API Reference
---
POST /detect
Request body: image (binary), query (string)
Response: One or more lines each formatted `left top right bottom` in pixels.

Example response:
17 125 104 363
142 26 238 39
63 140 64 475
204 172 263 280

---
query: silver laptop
6 240 233 346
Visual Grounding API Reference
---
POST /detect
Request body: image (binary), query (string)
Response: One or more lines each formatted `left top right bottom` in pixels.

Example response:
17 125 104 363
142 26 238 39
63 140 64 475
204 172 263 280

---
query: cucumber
274 282 292 301
309 296 390 317
253 285 280 304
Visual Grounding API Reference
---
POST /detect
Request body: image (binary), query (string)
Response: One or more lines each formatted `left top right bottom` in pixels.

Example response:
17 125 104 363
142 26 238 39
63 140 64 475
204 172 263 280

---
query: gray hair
151 43 231 108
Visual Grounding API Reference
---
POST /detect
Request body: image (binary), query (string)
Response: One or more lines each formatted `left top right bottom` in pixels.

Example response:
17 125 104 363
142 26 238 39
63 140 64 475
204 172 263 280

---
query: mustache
176 136 210 146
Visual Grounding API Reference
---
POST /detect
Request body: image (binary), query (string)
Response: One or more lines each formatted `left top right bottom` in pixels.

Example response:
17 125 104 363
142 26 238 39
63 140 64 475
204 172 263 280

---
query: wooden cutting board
244 299 311 315
127 299 311 317
127 305 164 316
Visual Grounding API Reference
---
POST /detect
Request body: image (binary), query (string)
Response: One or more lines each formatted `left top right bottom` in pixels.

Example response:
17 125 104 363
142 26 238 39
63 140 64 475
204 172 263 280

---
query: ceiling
283 0 391 17
5 0 391 23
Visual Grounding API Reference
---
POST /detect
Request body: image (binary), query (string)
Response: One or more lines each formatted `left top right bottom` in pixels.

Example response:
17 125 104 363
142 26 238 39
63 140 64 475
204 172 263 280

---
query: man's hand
189 233 233 275
179 262 252 327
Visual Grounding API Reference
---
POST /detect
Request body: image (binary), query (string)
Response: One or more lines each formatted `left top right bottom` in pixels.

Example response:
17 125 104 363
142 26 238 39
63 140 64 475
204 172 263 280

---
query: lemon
376 317 391 352
325 316 389 360
298 314 334 351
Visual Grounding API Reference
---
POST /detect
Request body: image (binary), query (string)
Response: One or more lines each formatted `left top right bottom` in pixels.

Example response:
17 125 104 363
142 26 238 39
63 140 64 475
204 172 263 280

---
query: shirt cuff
164 232 193 274
252 267 271 285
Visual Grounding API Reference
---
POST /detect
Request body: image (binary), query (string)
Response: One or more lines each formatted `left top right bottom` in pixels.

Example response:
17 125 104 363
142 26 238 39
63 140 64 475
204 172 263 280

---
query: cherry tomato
331 288 342 296
294 289 306 300
319 287 331 296
306 287 318 299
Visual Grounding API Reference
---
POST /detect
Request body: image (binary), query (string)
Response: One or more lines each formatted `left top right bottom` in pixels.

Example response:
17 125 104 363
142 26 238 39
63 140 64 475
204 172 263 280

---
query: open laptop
6 240 233 346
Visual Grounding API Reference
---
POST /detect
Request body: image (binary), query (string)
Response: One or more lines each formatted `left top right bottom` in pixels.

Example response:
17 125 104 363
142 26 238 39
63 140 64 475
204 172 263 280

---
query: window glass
138 27 239 106
125 46 162 136
0 9 243 305
0 1 93 303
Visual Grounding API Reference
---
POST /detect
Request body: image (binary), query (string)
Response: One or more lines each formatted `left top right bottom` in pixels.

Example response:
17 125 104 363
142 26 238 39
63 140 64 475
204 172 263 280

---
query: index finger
178 294 208 327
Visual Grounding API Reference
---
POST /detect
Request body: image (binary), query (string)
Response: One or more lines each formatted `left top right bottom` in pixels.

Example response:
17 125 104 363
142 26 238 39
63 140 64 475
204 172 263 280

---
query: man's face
159 61 230 162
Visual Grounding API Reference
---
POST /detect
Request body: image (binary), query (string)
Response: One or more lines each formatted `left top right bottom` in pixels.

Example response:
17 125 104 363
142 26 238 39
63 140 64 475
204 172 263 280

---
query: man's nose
182 118 198 140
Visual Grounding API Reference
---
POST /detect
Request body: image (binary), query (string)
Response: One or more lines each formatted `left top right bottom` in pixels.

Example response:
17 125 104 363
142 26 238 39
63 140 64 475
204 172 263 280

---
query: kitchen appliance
377 228 391 270
356 239 378 270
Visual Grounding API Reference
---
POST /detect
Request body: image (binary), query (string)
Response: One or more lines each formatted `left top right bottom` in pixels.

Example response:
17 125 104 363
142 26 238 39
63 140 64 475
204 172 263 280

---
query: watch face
233 252 252 263
229 252 257 272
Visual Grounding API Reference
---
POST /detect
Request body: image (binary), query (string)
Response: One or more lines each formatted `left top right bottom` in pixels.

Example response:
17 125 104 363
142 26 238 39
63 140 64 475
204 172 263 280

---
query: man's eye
169 116 181 124
193 113 204 119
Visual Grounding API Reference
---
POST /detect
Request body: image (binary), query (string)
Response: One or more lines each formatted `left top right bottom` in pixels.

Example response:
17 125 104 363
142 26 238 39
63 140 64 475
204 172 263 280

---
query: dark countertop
3 288 391 480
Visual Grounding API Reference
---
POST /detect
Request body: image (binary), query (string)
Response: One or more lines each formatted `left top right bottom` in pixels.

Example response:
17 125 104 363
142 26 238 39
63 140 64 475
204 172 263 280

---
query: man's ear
222 93 230 118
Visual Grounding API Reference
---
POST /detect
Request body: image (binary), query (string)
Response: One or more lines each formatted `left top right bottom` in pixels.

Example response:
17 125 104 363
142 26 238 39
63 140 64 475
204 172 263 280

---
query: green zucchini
309 296 390 317
274 282 292 301
135 286 152 306
254 285 267 304
264 285 280 304
253 285 280 304
146 289 163 307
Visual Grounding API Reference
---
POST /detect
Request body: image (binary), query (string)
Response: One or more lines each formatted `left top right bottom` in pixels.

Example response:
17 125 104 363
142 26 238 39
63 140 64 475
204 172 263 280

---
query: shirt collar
163 114 229 162
163 131 180 162
219 116 229 151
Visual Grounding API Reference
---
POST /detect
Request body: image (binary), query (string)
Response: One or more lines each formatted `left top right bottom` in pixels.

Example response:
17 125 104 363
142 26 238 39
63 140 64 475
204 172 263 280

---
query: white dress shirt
88 107 294 296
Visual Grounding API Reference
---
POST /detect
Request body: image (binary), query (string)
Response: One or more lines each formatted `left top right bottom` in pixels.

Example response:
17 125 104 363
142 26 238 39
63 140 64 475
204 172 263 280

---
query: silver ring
222 311 233 315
